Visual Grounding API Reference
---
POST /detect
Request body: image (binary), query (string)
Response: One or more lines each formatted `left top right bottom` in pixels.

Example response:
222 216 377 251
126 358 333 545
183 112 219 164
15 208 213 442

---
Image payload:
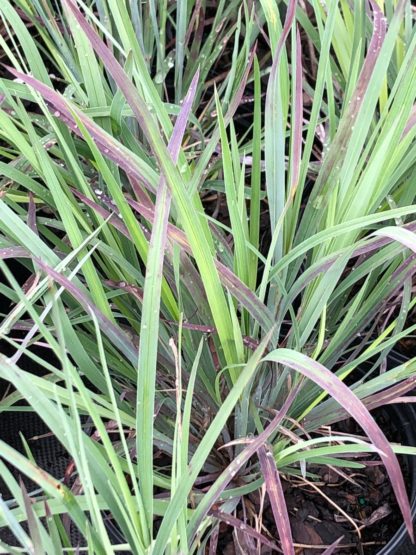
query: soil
212 407 414 555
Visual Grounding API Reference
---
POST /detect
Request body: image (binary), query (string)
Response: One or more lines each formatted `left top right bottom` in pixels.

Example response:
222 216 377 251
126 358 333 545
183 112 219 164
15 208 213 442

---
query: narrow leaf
258 445 294 555
264 349 413 540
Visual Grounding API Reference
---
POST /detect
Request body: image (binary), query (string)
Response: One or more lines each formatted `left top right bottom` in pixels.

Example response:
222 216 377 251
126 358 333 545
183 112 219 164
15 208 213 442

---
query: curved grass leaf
321 536 344 555
374 225 416 253
264 349 413 540
209 509 280 553
188 385 299 541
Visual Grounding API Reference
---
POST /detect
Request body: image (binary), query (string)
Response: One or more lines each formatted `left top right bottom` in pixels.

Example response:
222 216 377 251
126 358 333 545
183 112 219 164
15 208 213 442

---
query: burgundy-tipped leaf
6 66 156 193
321 536 344 555
27 192 38 235
264 349 414 540
189 386 299 540
258 445 294 555
210 510 281 553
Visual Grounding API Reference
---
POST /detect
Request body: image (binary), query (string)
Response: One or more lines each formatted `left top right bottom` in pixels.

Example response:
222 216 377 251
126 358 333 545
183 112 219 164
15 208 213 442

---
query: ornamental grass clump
0 0 415 553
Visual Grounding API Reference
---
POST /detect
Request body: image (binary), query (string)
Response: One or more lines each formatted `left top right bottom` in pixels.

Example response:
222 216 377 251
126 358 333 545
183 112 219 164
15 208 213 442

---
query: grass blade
136 70 199 538
258 445 294 555
264 349 413 540
64 0 240 366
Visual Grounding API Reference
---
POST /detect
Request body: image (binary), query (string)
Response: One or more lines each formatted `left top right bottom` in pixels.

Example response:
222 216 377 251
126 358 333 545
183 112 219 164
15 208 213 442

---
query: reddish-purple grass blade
403 104 416 136
128 175 154 210
27 192 38 235
63 0 172 175
130 65 198 272
352 0 387 108
126 196 190 250
169 70 199 158
208 522 219 555
189 386 300 541
210 509 281 553
265 349 414 540
271 0 297 63
0 247 28 259
258 444 294 555
386 396 416 404
306 375 416 429
71 190 130 234
216 260 274 331
184 0 202 53
5 67 156 193
34 258 138 367
20 479 42 549
321 536 344 555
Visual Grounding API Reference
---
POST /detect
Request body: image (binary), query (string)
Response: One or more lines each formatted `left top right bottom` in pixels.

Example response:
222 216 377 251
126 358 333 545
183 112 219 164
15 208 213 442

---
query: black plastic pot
355 351 416 554
377 400 416 554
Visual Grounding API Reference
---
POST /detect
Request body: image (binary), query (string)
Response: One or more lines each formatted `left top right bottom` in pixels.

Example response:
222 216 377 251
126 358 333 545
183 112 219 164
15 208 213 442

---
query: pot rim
377 399 416 554
374 350 416 554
